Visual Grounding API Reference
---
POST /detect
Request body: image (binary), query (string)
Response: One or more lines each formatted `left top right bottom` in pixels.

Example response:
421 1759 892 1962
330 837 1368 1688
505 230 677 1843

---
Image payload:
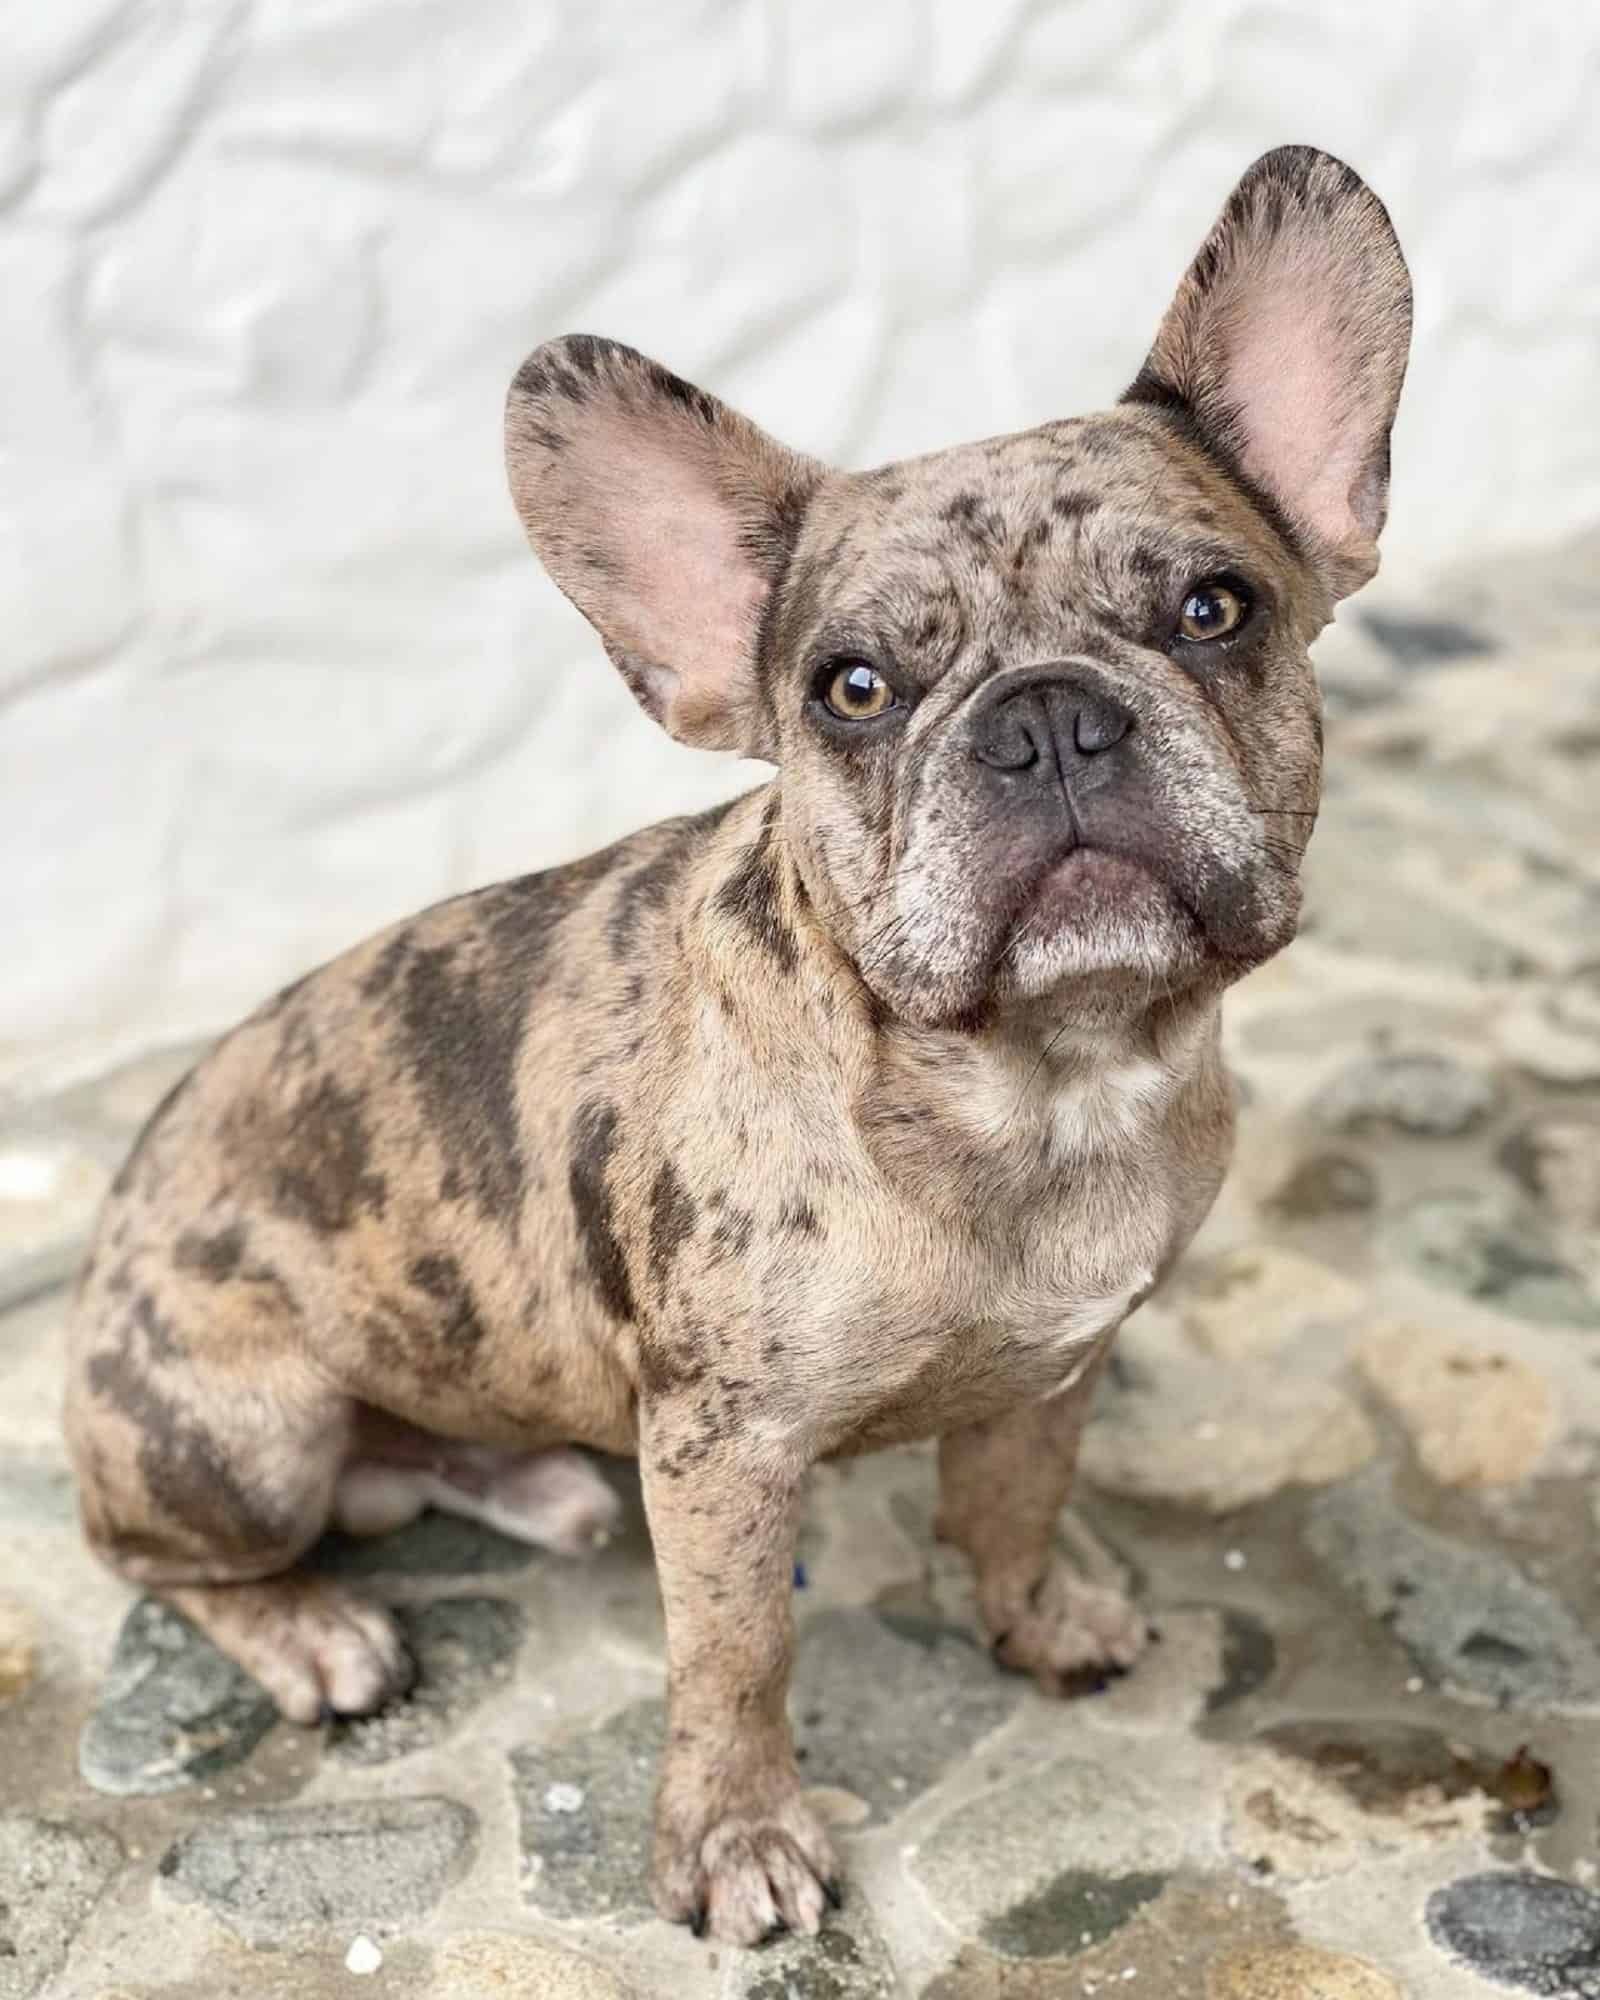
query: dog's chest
809 1086 1178 1438
805 1211 1158 1453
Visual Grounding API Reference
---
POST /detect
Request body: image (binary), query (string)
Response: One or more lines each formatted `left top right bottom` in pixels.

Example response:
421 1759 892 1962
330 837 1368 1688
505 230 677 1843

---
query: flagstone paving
2 532 1598 1996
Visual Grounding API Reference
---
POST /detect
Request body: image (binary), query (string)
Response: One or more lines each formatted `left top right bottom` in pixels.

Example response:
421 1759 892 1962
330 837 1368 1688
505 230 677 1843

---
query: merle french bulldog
66 146 1411 1945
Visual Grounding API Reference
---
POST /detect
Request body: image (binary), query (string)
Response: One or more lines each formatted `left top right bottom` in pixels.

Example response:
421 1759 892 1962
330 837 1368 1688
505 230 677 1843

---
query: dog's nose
970 672 1135 774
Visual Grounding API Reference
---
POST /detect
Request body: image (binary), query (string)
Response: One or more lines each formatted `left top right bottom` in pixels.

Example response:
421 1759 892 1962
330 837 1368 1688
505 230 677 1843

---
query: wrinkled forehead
784 410 1305 672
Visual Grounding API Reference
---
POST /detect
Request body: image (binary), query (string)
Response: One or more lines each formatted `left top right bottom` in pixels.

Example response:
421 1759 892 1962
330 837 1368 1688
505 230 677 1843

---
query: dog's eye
1177 582 1248 642
822 660 896 720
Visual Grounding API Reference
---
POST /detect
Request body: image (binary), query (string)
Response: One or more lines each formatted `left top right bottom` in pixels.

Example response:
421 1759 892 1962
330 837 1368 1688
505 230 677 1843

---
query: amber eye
1178 582 1248 642
822 659 896 720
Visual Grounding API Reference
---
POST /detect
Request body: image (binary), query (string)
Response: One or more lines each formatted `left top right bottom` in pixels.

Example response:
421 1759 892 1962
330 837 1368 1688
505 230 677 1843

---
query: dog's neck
702 802 1228 1216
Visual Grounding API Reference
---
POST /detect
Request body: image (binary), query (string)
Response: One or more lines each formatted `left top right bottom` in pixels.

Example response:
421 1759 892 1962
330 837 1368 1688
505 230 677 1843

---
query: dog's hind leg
65 1272 413 1724
333 1410 623 1556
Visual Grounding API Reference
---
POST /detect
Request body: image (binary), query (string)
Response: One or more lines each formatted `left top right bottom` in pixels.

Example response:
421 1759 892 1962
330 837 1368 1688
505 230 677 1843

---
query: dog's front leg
936 1341 1149 1694
639 1404 838 1946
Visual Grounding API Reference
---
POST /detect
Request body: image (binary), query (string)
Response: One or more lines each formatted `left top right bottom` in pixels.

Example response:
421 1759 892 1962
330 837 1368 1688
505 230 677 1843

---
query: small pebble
345 1936 382 1976
1223 1549 1247 1572
543 1781 585 1814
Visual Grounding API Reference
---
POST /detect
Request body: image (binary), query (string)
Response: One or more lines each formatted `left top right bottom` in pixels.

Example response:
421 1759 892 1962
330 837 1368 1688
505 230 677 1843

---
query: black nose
971 671 1135 774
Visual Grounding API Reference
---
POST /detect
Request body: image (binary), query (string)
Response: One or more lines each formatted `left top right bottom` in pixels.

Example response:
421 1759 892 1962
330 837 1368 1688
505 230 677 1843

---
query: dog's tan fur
64 148 1410 1946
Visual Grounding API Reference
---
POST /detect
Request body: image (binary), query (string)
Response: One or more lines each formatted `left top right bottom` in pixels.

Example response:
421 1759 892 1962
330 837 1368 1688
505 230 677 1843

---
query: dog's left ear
1125 145 1412 600
506 336 823 756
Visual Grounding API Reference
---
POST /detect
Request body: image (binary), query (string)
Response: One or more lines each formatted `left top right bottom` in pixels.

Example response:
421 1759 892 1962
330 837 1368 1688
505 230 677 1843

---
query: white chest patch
957 1040 1176 1163
1049 1060 1172 1157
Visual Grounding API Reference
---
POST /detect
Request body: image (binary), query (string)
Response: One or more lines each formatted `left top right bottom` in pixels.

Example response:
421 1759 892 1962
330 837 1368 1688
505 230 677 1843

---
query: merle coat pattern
66 147 1411 1947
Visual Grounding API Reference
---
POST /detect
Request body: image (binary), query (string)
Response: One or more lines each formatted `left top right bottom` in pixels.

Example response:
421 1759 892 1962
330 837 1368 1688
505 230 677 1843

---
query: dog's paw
172 1577 415 1725
473 1447 624 1556
989 1562 1149 1697
653 1787 841 1947
409 1444 624 1557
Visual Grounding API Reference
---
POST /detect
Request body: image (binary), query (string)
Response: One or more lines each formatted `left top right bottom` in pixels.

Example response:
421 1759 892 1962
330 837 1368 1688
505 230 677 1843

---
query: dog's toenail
689 1903 708 1939
824 1877 845 1910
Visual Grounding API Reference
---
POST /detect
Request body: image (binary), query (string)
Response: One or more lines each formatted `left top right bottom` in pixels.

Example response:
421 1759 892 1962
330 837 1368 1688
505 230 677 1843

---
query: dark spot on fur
648 1160 697 1293
778 1196 820 1236
569 1099 636 1322
395 941 529 1229
1069 419 1124 456
389 848 621 1236
440 1165 463 1202
1052 490 1100 523
270 1076 388 1234
607 818 706 960
361 1314 410 1377
710 1205 756 1259
360 933 412 1002
713 796 798 973
943 491 1007 545
407 1253 487 1356
512 356 551 400
173 1222 247 1283
639 1336 709 1398
133 1291 185 1363
86 1348 292 1553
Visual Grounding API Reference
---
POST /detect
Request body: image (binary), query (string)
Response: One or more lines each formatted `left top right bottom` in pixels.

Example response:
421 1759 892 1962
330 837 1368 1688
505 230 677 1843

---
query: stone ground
3 534 1599 1999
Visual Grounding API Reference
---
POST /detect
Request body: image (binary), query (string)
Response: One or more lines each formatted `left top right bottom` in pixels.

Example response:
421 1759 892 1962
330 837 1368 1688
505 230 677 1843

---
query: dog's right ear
506 337 823 756
1124 146 1412 601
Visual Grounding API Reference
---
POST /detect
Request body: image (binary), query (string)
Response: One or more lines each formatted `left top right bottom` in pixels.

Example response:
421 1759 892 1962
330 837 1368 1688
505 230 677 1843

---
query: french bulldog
65 145 1411 1946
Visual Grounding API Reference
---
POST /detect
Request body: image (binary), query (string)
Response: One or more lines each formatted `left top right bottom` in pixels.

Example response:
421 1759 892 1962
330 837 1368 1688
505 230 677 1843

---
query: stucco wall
5 0 1598 1088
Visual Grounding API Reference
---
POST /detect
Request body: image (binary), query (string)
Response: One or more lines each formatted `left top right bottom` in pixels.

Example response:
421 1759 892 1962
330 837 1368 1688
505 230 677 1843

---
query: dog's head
507 147 1410 1028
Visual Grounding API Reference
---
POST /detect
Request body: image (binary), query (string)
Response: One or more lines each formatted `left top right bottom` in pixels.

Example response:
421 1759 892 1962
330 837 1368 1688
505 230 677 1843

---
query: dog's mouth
865 803 1296 1028
992 841 1210 994
1022 846 1170 919
1008 844 1191 941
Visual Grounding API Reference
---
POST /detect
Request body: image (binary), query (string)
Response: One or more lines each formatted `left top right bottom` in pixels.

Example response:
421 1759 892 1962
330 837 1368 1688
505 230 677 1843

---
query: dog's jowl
65 147 1411 1946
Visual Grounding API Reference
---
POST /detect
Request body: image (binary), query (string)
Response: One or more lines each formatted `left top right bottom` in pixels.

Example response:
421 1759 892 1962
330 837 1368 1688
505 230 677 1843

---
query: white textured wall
5 0 1598 1088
